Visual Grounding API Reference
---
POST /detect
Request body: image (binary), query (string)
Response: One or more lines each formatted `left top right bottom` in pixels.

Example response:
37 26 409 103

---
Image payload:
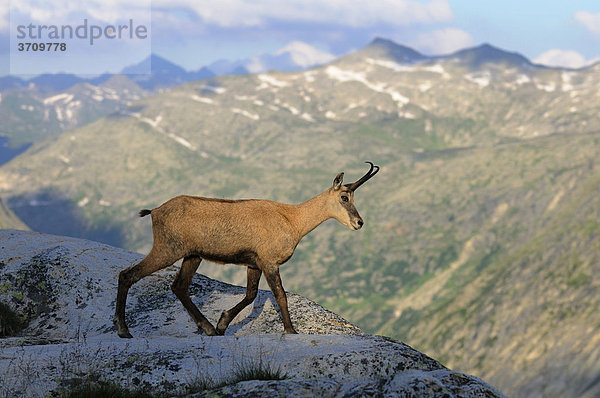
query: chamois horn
346 161 380 191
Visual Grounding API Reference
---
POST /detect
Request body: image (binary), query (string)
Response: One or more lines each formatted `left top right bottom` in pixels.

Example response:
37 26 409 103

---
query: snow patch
301 113 315 122
101 87 119 101
366 58 414 72
170 135 197 150
43 93 74 105
231 108 260 120
346 103 358 112
389 90 410 104
200 84 226 94
515 74 531 85
122 111 197 151
536 82 556 92
366 59 449 78
398 111 416 119
561 72 575 92
325 111 336 119
304 70 317 83
282 103 300 115
258 74 289 88
419 82 431 92
326 66 409 105
465 72 491 88
424 64 448 77
190 95 215 104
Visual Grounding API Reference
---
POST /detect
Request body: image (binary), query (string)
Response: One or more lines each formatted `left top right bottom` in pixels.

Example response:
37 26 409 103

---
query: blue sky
2 0 600 75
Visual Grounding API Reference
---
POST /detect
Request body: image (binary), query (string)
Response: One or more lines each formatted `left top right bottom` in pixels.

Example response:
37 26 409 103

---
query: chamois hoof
198 320 218 336
118 331 133 339
113 316 133 338
203 328 218 336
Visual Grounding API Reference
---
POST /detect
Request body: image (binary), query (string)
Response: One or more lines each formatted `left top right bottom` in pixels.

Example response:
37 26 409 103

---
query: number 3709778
17 42 66 51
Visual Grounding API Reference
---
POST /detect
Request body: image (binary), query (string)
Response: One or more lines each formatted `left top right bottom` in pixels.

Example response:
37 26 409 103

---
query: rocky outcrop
0 230 504 397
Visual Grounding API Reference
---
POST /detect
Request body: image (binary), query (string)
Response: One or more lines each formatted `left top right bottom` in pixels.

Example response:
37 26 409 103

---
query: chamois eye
341 195 349 202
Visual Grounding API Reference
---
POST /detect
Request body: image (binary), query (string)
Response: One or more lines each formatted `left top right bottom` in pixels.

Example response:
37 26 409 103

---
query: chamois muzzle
352 218 364 230
346 161 380 191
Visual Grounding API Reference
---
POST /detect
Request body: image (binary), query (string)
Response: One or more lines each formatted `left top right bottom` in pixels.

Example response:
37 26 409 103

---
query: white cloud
574 10 600 38
275 41 335 68
245 56 265 74
533 49 598 69
155 0 453 28
4 0 453 29
2 0 454 39
242 41 335 74
0 0 8 31
414 28 475 55
7 0 151 24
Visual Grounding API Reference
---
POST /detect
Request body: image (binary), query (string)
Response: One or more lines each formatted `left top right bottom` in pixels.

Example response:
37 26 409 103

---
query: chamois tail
139 209 152 218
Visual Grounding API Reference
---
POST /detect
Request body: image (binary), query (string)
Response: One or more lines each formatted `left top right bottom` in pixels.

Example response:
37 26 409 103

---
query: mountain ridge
4 39 596 95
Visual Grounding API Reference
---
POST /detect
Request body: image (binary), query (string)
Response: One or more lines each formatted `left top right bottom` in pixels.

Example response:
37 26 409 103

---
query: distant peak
121 53 186 75
370 37 397 46
367 37 420 53
148 54 186 71
449 43 532 68
362 37 426 63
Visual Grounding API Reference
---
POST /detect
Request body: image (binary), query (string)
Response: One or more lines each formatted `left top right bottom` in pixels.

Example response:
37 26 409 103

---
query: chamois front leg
216 266 262 335
264 267 298 334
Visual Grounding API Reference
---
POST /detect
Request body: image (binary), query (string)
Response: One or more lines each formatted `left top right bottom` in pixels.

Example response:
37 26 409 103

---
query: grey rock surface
0 230 504 397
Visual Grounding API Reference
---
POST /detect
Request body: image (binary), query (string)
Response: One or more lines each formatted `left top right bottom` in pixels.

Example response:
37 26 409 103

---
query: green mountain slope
1 39 599 397
0 75 147 147
0 197 29 229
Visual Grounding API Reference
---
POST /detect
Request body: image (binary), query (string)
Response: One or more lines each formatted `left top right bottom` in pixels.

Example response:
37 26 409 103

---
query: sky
1 0 600 76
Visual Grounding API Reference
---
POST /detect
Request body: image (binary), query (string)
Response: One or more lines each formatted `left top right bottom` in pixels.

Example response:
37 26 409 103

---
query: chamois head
329 161 380 230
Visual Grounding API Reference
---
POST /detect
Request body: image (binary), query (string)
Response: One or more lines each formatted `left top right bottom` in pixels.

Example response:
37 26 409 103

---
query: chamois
114 162 379 338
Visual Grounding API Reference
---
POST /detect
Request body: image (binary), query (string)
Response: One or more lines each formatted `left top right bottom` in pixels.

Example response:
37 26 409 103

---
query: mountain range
1 38 600 397
0 41 336 93
0 42 337 150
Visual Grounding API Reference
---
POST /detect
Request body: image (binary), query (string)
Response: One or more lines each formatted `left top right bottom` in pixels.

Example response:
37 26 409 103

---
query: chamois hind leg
171 256 217 336
114 249 180 338
263 267 297 334
216 266 262 335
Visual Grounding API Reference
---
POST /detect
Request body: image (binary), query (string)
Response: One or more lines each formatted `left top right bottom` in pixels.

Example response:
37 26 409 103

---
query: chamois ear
333 172 344 190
